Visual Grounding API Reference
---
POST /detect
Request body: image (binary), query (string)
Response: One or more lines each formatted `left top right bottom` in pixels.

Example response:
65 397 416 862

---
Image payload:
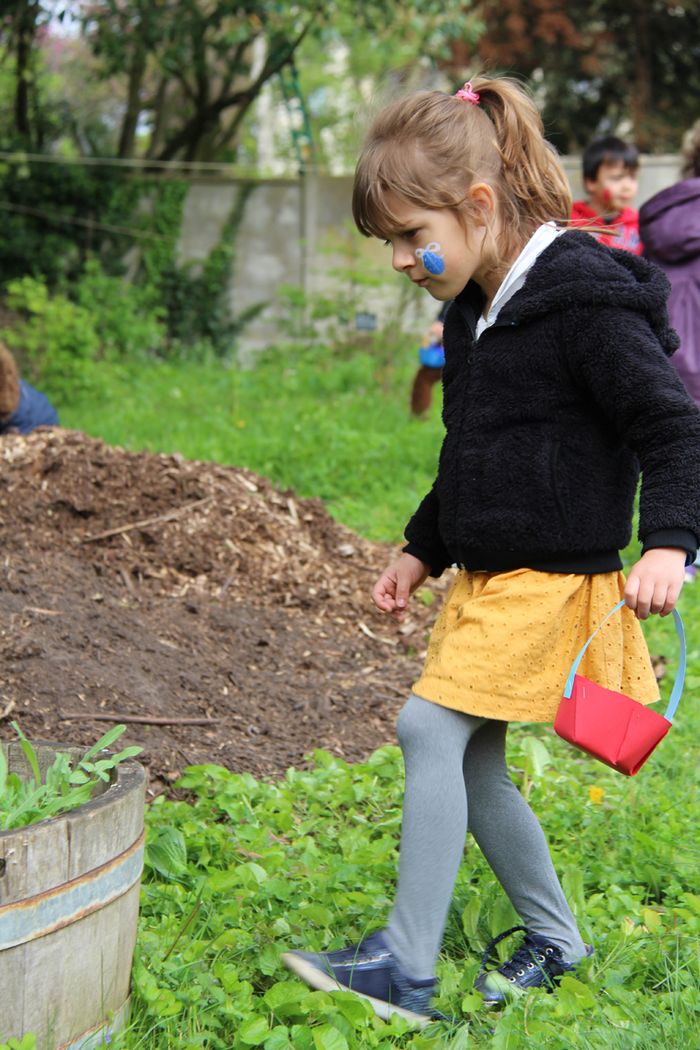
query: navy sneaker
474 925 594 1005
281 930 437 1026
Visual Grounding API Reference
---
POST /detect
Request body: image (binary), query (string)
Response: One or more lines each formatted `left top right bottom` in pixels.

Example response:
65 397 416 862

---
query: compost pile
0 429 451 792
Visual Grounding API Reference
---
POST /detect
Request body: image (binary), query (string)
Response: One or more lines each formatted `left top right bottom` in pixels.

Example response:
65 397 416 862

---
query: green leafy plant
1 274 102 396
74 259 165 358
153 183 264 356
1 262 167 400
0 157 138 288
0 722 142 831
0 1035 37 1050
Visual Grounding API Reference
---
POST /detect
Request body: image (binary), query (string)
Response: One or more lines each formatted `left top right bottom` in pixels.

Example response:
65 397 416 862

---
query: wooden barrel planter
0 741 146 1049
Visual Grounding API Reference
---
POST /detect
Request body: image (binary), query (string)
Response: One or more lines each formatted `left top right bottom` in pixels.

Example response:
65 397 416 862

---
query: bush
0 157 138 287
75 259 165 358
1 264 166 401
2 275 102 396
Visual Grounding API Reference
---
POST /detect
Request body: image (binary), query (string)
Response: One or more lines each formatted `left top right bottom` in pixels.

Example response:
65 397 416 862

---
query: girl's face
382 194 489 301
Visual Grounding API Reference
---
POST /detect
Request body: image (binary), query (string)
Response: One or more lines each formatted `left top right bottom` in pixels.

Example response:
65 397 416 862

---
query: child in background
639 120 700 409
0 343 59 435
571 135 643 254
640 120 700 583
282 76 700 1024
410 303 449 416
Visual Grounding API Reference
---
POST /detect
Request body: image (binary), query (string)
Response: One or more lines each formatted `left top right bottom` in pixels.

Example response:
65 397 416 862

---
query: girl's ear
468 182 498 225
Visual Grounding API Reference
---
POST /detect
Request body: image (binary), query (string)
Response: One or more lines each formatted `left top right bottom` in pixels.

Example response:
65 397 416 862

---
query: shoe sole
281 952 433 1028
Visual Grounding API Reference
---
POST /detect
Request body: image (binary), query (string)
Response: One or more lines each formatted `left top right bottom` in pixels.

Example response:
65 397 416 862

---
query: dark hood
493 229 679 356
639 177 700 264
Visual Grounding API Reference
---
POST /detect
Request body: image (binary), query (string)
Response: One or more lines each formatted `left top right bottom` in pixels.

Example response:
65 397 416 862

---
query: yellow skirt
412 568 659 722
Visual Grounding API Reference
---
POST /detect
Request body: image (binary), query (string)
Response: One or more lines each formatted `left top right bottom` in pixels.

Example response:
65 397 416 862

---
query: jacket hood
456 230 679 356
639 178 700 264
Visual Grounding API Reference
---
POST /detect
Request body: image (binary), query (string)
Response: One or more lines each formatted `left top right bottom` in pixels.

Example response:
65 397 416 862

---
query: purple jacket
639 177 700 407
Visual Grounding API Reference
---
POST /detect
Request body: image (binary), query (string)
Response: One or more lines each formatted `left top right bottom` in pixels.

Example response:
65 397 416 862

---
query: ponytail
470 76 572 254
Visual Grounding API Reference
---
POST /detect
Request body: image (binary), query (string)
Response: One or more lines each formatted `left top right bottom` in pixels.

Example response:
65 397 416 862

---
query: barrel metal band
0 830 145 951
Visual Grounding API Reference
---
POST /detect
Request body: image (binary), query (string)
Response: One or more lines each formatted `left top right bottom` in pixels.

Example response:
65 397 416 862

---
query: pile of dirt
0 429 451 792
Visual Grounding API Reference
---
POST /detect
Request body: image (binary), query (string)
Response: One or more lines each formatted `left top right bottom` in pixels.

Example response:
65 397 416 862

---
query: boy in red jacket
571 136 642 254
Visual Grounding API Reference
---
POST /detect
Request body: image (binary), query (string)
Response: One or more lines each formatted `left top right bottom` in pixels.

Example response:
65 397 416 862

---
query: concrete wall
177 156 683 355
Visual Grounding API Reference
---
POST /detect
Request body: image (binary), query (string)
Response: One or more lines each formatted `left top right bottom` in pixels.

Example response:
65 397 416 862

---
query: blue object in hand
419 343 446 369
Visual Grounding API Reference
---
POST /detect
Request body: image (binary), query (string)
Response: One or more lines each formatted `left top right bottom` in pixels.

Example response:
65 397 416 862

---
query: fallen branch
79 496 214 543
59 712 221 726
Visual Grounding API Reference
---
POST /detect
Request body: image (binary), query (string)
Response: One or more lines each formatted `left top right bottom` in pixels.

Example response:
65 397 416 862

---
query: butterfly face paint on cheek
415 242 445 276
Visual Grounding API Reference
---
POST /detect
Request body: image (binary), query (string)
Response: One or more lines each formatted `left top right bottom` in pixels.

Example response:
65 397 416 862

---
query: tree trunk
118 43 148 158
146 77 169 158
154 22 312 162
157 96 248 162
14 1 38 141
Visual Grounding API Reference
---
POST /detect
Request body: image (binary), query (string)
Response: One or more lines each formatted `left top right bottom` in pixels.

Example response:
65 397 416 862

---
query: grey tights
384 694 586 980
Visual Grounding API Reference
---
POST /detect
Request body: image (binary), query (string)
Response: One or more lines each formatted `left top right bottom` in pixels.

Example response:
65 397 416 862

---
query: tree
453 0 700 152
0 1 60 147
79 0 479 163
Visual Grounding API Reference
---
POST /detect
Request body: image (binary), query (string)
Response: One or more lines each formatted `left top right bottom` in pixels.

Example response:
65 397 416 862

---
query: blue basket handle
562 600 686 722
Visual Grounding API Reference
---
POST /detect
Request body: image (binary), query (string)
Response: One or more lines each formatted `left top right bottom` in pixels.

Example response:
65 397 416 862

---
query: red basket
554 602 686 776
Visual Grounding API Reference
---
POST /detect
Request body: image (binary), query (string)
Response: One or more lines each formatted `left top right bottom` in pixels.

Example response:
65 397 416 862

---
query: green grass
42 343 700 1049
58 341 444 544
110 594 700 1050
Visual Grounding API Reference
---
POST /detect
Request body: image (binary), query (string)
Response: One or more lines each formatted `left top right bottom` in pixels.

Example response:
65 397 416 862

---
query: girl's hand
624 548 687 619
372 552 431 620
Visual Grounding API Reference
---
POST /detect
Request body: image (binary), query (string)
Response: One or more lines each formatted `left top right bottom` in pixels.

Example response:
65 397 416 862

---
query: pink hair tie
454 82 480 105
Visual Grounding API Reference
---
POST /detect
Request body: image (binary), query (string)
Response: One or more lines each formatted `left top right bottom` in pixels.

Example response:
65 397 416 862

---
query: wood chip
358 621 398 646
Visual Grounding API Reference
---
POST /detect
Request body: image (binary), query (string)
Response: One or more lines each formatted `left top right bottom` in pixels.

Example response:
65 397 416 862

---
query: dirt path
0 430 451 794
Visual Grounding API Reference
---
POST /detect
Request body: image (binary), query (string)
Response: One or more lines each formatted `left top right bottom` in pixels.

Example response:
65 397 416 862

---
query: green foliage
74 260 165 358
105 594 700 1049
1 266 166 399
139 181 190 294
154 184 263 356
470 0 700 153
0 172 259 371
2 275 102 395
0 722 142 831
0 157 139 286
251 4 484 174
0 1035 37 1050
80 0 479 164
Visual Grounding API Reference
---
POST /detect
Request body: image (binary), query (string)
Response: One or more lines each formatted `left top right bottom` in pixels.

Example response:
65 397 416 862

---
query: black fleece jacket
404 230 700 576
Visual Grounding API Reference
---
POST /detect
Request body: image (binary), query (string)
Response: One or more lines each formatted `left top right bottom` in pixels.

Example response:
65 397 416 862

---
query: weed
0 722 142 830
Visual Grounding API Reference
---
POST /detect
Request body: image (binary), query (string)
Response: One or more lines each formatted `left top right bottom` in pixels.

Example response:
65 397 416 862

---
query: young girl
282 76 700 1024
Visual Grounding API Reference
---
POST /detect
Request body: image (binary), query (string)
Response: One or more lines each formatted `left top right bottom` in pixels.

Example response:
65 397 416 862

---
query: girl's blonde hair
352 75 572 265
